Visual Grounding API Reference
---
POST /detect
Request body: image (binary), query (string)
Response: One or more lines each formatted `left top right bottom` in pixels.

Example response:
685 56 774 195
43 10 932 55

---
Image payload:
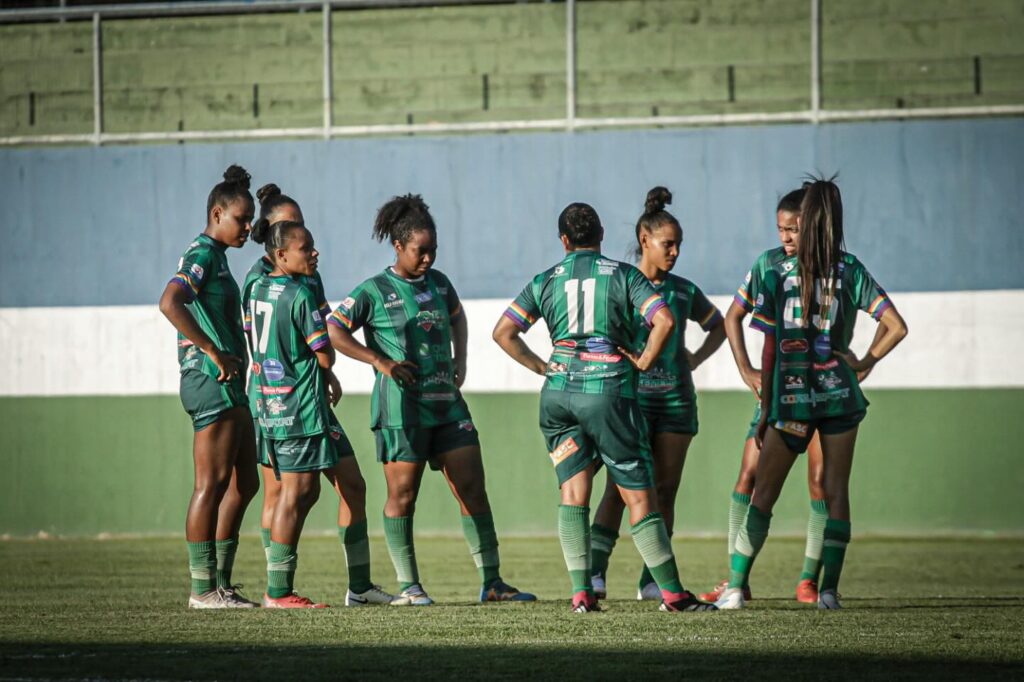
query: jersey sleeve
294 288 329 352
170 245 216 302
750 269 779 334
436 272 463 319
627 267 667 328
735 252 767 312
503 280 541 332
851 263 893 321
328 286 371 333
311 273 332 320
689 283 723 331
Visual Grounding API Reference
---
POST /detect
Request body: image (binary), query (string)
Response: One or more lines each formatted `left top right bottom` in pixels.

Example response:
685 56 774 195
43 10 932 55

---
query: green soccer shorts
264 413 354 474
179 369 246 432
746 403 762 441
640 395 698 436
374 419 481 470
539 390 654 490
771 410 867 454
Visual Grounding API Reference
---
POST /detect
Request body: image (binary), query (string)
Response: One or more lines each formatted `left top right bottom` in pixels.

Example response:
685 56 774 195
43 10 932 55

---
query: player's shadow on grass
2 642 1022 680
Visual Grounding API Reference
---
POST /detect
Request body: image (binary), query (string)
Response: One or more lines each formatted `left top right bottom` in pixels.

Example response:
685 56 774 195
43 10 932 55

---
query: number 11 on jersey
564 278 596 334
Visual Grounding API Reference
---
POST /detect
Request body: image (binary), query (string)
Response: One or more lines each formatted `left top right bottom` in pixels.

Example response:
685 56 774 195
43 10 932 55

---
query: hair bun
644 186 672 215
256 183 281 205
223 164 251 190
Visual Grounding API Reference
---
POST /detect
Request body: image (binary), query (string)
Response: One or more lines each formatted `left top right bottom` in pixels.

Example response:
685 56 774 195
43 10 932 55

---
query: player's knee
735 470 756 495
655 480 678 508
459 484 490 514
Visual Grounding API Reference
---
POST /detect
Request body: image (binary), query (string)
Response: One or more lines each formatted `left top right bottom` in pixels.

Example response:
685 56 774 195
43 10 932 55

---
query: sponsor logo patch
813 359 839 370
580 352 621 363
421 392 455 401
780 361 809 370
265 397 288 415
780 339 809 354
189 263 204 279
547 361 568 373
457 420 475 432
777 421 809 437
342 296 356 310
549 437 579 466
261 359 285 382
554 340 577 349
814 335 832 358
784 374 805 390
311 310 322 323
817 371 843 390
414 291 433 304
553 265 567 276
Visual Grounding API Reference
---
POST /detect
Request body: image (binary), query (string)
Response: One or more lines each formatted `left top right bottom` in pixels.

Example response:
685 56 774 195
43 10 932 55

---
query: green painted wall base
2 390 1021 536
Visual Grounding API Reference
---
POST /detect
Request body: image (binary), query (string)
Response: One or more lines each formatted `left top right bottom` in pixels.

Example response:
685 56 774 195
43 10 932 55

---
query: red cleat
571 590 600 613
699 579 752 603
795 579 819 604
262 592 329 609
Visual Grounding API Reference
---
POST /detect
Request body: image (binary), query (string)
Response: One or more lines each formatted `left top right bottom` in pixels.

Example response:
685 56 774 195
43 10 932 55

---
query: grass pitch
1 535 1022 680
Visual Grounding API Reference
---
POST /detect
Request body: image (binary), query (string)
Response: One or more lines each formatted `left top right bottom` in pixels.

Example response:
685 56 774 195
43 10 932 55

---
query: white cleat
218 585 259 608
713 587 747 610
592 575 607 600
188 590 227 609
818 588 842 610
346 584 398 606
390 583 434 606
636 582 661 601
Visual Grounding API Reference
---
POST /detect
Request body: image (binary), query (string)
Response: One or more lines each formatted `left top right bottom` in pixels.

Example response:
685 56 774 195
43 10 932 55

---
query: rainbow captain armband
866 294 892 321
639 294 667 326
327 308 353 331
750 310 776 333
503 302 537 331
306 328 328 350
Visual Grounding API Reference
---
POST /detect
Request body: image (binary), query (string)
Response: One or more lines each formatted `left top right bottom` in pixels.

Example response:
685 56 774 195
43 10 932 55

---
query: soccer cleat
345 584 397 606
636 581 661 601
795 579 819 604
660 591 718 612
480 579 537 602
391 583 434 606
699 579 752 603
571 590 601 613
261 592 329 609
218 585 259 608
713 587 747 610
591 574 607 600
187 589 226 609
818 588 842 610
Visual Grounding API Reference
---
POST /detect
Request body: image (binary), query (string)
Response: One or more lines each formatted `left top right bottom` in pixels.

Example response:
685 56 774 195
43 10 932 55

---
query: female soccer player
589 187 726 601
493 201 716 613
700 185 829 605
248 219 349 607
327 194 535 606
158 165 260 609
715 177 907 610
244 185 394 607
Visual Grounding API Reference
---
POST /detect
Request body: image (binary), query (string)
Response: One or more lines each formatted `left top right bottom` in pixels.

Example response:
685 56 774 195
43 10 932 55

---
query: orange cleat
262 592 329 609
795 579 819 604
699 579 752 603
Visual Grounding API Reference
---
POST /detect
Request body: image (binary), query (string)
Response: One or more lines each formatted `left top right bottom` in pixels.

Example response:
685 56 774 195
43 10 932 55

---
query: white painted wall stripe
0 291 1021 396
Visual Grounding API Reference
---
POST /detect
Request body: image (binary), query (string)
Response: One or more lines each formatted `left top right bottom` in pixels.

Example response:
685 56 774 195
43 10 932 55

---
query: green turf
1 536 1022 679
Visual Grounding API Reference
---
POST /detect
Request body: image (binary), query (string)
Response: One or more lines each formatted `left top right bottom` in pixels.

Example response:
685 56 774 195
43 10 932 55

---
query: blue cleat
480 579 537 602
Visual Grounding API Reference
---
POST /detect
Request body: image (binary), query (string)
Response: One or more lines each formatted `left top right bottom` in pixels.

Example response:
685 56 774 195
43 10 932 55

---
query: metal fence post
811 0 821 123
92 12 103 145
565 0 576 131
323 2 332 139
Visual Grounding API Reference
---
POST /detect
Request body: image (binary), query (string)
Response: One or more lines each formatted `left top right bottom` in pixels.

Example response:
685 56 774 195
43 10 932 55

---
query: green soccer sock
260 527 272 561
383 515 419 590
729 504 772 590
590 523 619 580
558 505 592 596
215 535 239 589
461 512 501 588
800 498 829 582
630 512 683 594
728 491 751 557
266 541 297 599
637 529 671 589
820 518 852 593
338 520 372 594
186 540 216 595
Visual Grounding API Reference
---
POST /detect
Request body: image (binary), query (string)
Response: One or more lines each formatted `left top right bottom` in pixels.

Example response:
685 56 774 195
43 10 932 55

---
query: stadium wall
1 117 1022 536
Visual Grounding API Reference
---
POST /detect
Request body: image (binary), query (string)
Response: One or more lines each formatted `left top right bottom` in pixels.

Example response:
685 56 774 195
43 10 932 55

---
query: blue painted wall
2 117 1022 307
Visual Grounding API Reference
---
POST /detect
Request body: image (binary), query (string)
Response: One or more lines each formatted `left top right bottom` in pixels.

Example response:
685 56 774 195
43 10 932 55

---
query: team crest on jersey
783 261 795 273
780 339 809 354
549 437 579 466
817 371 843 390
416 310 445 332
457 420 475 432
553 265 567 276
777 421 809 436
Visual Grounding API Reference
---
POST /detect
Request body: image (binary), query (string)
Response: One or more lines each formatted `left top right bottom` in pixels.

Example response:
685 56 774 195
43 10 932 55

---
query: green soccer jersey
634 274 722 411
750 252 893 422
247 274 331 440
242 257 331 417
169 233 247 378
503 250 668 398
734 246 788 313
328 268 470 429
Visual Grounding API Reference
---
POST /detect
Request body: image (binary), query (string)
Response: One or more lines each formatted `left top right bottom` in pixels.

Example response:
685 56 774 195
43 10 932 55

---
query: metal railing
1 0 1022 147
